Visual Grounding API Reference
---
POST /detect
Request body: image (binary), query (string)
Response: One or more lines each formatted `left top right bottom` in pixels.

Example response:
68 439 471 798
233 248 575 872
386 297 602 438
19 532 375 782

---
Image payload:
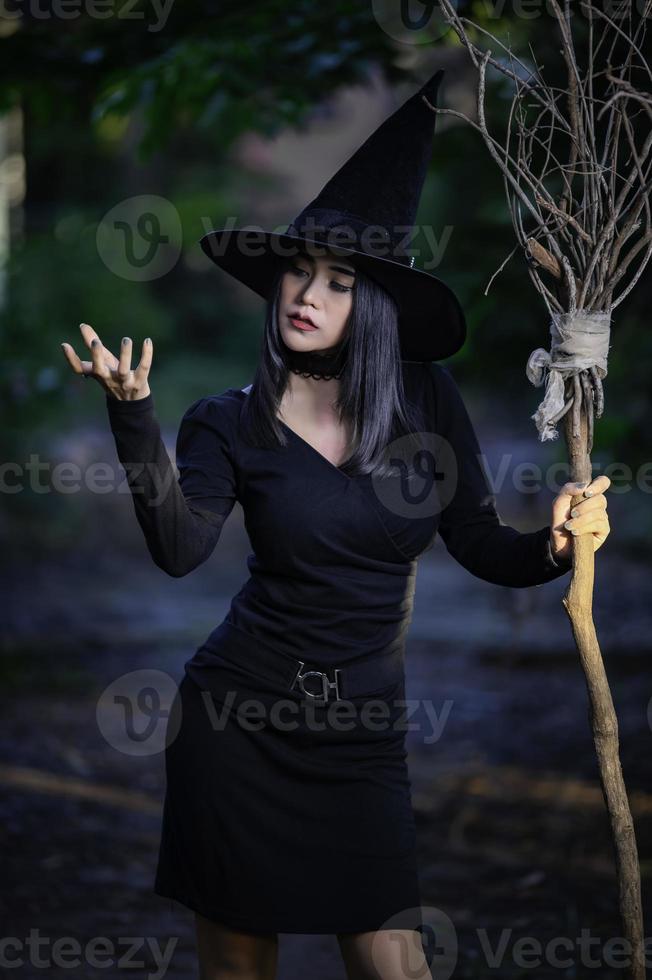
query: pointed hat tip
419 68 445 103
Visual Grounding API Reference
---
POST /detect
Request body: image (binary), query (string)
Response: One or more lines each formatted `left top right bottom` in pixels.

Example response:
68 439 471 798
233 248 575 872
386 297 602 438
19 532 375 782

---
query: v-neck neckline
234 386 353 479
276 416 353 477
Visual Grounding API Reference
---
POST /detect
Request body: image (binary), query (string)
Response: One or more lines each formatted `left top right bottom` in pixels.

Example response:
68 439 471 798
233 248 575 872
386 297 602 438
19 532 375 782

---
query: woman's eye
287 266 351 292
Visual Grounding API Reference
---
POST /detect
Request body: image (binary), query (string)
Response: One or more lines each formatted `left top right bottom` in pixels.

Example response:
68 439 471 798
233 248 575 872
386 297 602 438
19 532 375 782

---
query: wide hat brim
198 228 466 362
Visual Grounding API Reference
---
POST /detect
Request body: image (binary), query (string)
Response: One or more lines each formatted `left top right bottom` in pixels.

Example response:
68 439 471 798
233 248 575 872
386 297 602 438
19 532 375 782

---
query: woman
60 69 611 980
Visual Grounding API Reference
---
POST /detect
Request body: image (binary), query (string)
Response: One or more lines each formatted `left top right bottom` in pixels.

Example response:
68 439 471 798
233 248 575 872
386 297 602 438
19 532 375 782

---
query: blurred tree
0 0 403 157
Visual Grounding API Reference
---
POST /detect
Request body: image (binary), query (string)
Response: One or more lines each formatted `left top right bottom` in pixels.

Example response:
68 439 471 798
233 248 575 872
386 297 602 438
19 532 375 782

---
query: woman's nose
299 282 320 305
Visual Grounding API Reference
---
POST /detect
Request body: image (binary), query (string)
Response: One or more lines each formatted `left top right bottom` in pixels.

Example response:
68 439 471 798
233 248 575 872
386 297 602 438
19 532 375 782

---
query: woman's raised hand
61 323 152 401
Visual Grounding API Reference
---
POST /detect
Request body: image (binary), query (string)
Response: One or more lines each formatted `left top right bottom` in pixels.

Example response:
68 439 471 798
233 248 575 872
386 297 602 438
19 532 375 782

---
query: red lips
288 314 318 331
289 312 316 327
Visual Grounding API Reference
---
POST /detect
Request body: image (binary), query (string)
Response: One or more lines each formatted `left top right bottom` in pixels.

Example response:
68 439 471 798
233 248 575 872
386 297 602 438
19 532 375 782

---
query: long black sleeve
105 391 238 578
425 363 573 588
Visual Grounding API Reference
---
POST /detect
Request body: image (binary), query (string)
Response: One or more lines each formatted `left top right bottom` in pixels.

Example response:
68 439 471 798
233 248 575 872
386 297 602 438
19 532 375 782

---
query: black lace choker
282 340 348 380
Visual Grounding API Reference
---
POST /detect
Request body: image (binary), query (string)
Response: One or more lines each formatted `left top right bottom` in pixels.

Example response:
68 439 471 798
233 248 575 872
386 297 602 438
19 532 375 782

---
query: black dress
105 360 571 935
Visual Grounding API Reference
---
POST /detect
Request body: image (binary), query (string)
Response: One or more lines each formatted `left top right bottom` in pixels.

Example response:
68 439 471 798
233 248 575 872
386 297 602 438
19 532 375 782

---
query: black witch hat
198 68 466 362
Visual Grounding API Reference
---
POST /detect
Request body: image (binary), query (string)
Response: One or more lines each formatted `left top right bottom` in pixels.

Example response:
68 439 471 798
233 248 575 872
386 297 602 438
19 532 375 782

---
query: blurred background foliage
0 0 650 556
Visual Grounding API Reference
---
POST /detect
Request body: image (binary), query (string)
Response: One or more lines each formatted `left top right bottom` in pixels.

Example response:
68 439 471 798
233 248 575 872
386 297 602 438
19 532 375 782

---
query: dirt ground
2 537 651 979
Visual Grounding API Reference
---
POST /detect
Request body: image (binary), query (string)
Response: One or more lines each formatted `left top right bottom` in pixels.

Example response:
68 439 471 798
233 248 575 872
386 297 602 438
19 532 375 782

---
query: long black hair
240 255 425 479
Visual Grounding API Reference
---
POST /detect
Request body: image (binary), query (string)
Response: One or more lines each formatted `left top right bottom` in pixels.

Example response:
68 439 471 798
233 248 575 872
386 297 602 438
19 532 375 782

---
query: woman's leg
194 912 279 980
337 928 431 980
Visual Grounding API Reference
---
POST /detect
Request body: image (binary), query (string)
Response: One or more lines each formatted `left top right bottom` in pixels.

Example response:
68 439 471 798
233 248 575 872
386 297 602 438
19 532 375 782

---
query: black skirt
154 655 421 935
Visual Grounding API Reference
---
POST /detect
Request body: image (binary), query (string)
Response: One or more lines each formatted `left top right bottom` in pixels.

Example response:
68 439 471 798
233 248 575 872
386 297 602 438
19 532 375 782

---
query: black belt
194 631 405 704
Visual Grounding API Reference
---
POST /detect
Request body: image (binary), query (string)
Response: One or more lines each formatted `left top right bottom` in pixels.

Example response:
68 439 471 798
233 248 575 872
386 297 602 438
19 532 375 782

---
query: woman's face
278 249 355 352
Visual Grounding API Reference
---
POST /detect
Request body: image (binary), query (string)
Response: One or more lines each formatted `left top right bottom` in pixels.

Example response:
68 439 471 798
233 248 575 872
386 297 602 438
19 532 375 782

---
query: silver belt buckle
290 661 342 703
